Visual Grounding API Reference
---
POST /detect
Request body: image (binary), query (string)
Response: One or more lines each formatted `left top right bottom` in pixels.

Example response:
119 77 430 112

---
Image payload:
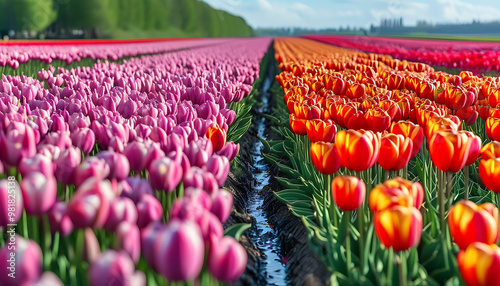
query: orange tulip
289 114 307 135
323 74 346 95
479 158 500 193
429 130 471 173
448 200 499 250
310 142 341 175
374 205 422 252
206 125 226 153
389 121 424 159
335 129 380 172
378 133 413 171
369 177 424 213
425 116 460 142
480 141 500 160
306 119 337 143
331 175 366 211
458 242 500 286
486 117 500 142
345 82 365 99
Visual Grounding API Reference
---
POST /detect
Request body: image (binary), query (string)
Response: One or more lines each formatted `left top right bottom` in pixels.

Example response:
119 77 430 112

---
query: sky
202 0 500 29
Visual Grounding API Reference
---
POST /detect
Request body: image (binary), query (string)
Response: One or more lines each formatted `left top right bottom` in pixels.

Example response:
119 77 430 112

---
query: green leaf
224 223 251 241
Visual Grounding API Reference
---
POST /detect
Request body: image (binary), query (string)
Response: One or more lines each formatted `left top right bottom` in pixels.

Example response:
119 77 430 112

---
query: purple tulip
0 178 23 228
205 155 230 186
82 228 101 264
217 141 240 162
41 131 72 150
73 157 110 188
136 194 163 229
104 197 138 232
211 189 234 223
50 114 69 132
68 113 90 131
208 236 247 282
114 221 141 264
19 154 55 178
123 141 149 172
89 250 145 286
47 202 74 236
140 221 163 270
154 219 204 281
148 157 182 192
67 178 115 229
97 151 130 181
0 235 42 286
183 166 218 195
71 128 95 154
120 177 153 203
117 100 138 119
0 122 36 167
20 172 57 216
54 146 81 185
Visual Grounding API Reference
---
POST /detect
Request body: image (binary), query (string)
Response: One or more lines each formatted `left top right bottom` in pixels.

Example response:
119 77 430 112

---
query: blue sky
202 0 500 29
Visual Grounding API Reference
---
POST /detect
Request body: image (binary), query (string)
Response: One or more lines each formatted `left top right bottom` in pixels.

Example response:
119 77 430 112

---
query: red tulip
335 129 380 172
310 142 341 175
486 117 500 142
429 130 471 173
390 121 424 158
374 206 422 252
479 158 500 193
206 124 226 153
306 119 337 143
331 175 366 211
378 133 413 171
458 242 500 286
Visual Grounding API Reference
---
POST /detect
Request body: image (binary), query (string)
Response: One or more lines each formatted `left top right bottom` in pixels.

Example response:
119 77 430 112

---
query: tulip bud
449 200 498 249
136 194 163 229
335 129 380 172
54 146 81 185
73 157 110 188
19 154 55 178
148 157 182 192
71 128 95 154
119 177 153 203
20 172 57 216
0 122 36 168
123 141 149 172
47 202 73 236
183 167 218 195
310 142 341 175
211 189 233 223
30 271 64 286
97 151 130 181
458 242 500 286
331 175 366 211
115 221 141 264
0 178 23 227
154 219 204 281
0 236 42 285
82 228 101 264
206 124 226 153
104 197 138 232
208 236 247 282
89 250 146 286
205 155 230 186
374 206 422 252
67 178 115 229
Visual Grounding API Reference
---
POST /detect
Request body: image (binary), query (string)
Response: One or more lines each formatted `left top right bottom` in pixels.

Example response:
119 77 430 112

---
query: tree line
0 0 253 39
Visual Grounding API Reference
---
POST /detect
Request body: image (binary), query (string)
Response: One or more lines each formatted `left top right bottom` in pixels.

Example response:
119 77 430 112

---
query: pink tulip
183 167 218 195
19 154 55 178
71 128 95 154
73 157 110 188
0 235 42 286
123 141 149 172
89 250 145 286
41 131 72 150
47 202 73 236
154 219 204 281
148 157 182 192
205 155 230 186
97 151 130 181
119 177 153 203
20 172 57 216
183 187 213 210
82 228 101 264
211 189 233 223
0 122 36 167
140 221 163 270
183 138 213 168
136 194 163 229
30 272 64 286
54 146 81 185
208 236 247 282
0 178 23 227
217 141 239 162
67 178 115 229
114 221 141 264
104 197 138 231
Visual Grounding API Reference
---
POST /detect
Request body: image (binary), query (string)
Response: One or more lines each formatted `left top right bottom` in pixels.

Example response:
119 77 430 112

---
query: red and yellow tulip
331 175 366 211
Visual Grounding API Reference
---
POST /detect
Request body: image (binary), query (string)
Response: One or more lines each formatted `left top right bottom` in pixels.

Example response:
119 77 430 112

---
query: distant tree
2 0 56 32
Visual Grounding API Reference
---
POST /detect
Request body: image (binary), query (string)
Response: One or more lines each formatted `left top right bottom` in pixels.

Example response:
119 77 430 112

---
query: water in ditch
246 62 288 286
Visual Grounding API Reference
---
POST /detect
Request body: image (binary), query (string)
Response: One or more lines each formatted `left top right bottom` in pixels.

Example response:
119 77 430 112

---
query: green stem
399 251 407 286
464 167 469 200
438 170 446 237
446 172 453 209
345 211 352 278
387 247 394 286
358 205 365 274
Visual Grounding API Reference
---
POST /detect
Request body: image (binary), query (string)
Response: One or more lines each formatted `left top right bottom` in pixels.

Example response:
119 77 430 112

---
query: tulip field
1 34 500 286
